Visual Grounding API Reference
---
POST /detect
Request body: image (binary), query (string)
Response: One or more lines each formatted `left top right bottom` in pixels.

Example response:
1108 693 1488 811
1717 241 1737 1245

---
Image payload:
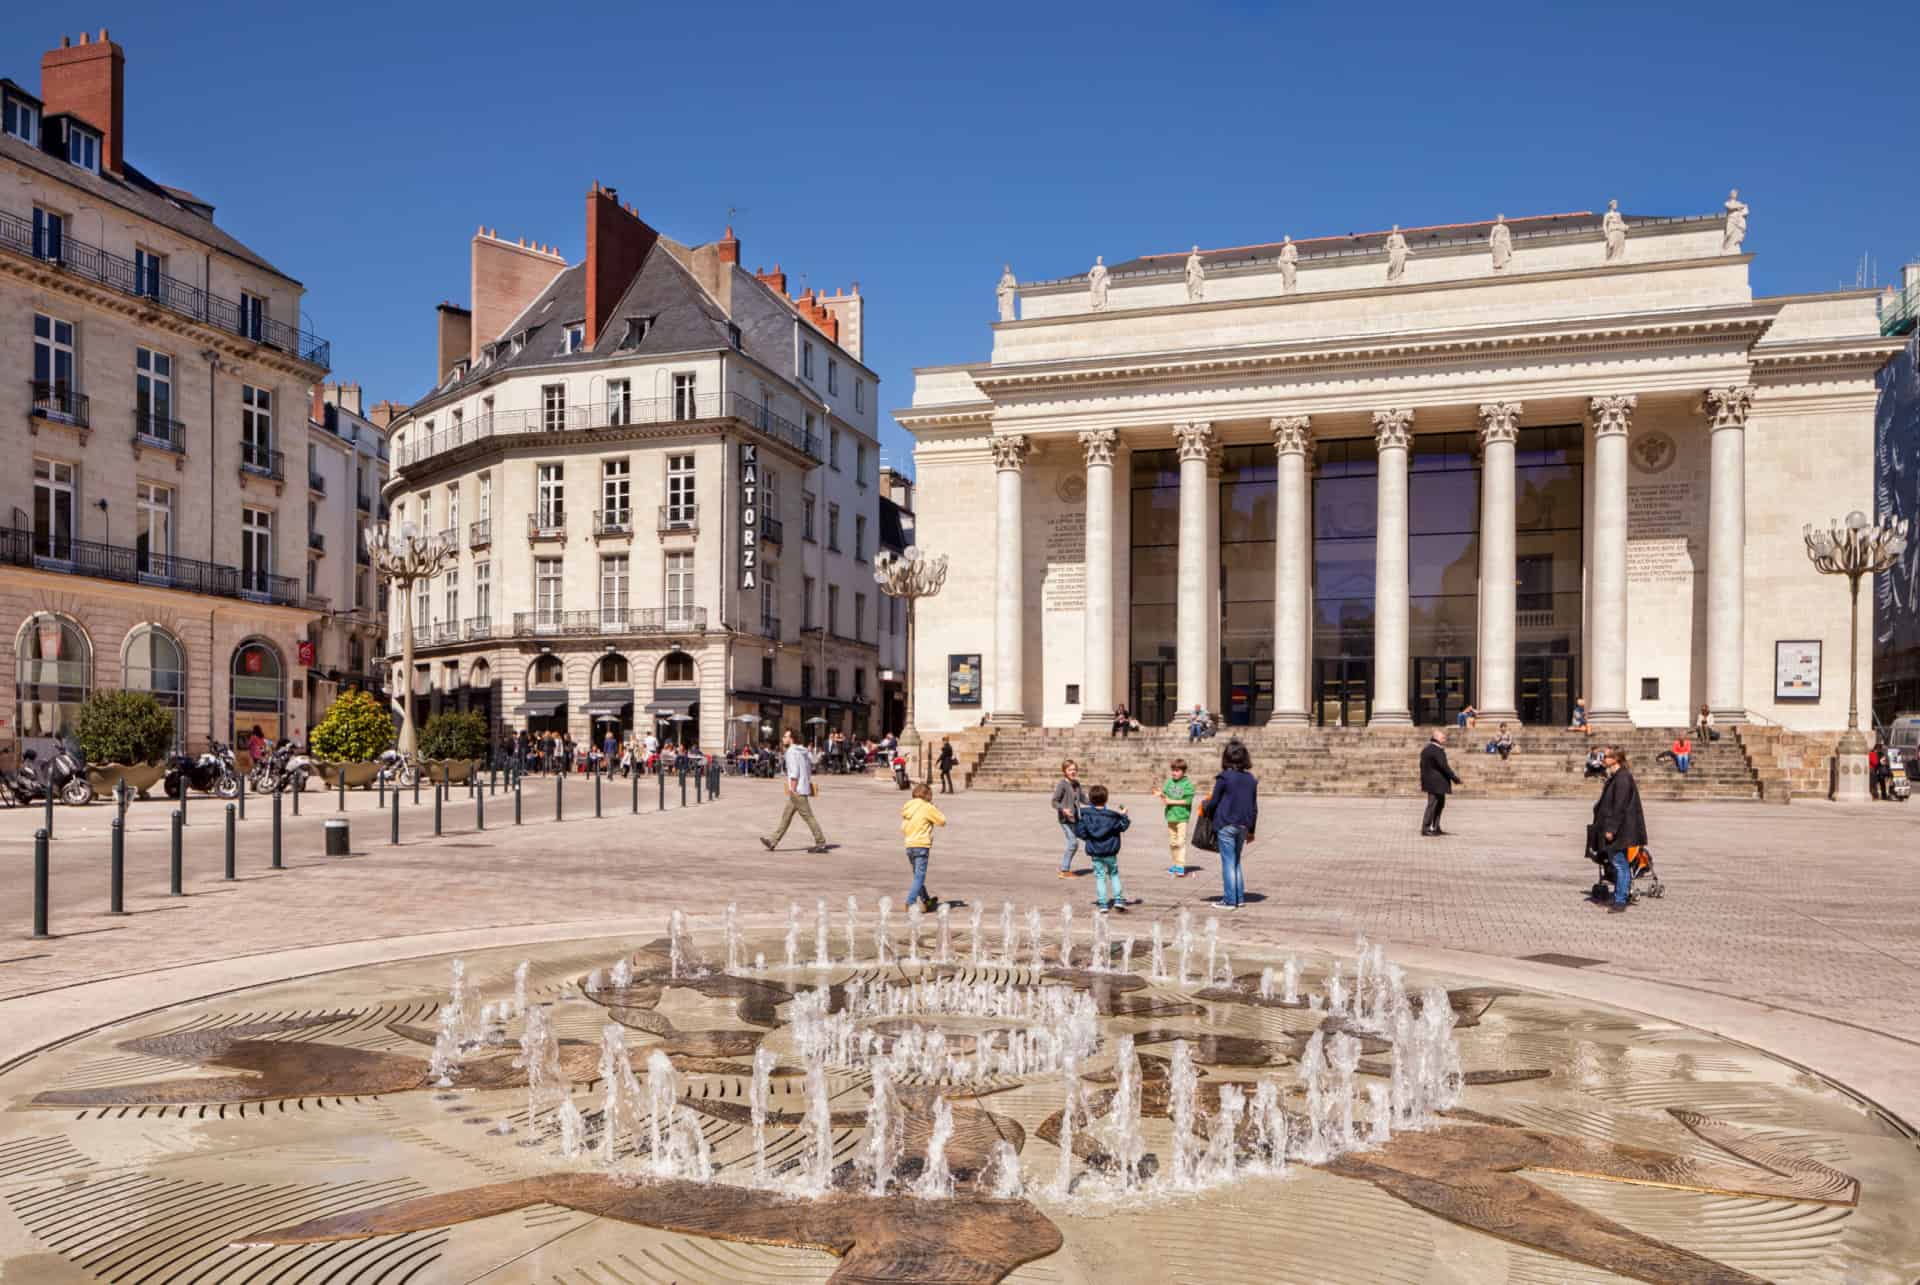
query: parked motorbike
0 743 94 806
256 740 315 794
164 742 242 799
374 748 419 788
892 752 911 790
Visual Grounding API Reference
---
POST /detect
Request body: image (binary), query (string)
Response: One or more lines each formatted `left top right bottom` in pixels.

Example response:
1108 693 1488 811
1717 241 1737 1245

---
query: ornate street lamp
1803 510 1908 802
364 520 457 758
873 545 948 761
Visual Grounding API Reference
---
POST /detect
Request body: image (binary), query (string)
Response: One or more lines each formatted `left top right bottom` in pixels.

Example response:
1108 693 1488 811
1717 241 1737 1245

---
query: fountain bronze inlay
1 914 1912 1284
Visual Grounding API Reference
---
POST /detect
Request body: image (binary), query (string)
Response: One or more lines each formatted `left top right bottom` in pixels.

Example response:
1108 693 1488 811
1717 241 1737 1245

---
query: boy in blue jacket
1074 784 1132 913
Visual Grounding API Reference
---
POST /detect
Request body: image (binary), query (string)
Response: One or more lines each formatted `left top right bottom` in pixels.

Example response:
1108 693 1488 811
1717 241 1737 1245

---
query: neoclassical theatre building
899 201 1904 732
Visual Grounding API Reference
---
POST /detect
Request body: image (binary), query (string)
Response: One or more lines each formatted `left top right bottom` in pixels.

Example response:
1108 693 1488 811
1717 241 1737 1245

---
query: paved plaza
3 774 1919 1282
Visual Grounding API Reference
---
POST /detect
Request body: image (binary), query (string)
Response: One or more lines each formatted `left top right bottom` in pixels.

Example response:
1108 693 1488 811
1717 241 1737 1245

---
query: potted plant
418 711 489 783
309 689 395 787
75 691 176 797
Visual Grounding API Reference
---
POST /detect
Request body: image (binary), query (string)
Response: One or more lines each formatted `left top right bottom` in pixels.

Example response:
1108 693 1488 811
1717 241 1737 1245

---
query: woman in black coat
1591 746 1648 913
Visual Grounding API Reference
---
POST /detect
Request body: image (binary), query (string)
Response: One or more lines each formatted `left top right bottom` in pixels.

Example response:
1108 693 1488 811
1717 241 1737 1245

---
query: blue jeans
1091 854 1123 906
905 848 930 905
1059 821 1080 871
1606 848 1633 907
1217 824 1246 907
1675 754 1690 774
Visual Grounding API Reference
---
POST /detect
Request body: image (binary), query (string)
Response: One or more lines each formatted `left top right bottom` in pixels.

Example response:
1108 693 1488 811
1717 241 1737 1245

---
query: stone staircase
967 725 1765 801
1736 725 1844 801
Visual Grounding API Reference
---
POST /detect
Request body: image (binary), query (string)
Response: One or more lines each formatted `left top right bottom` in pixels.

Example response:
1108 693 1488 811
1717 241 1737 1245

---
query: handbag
1191 805 1219 853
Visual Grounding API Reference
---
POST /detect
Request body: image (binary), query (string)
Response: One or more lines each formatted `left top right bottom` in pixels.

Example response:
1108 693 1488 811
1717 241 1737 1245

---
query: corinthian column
1477 402 1522 722
1587 395 1637 726
1704 386 1754 722
1271 415 1313 725
1370 408 1414 726
989 433 1029 725
1078 429 1118 726
1173 421 1214 714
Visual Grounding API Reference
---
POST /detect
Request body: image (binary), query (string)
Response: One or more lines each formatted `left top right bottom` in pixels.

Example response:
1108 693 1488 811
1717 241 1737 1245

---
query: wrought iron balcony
510 607 708 638
468 520 491 549
658 504 698 534
28 380 88 428
593 508 634 537
0 525 300 606
432 621 463 644
240 443 284 481
761 514 784 546
527 511 566 540
436 527 456 549
308 471 326 494
0 207 331 368
463 616 494 639
132 410 185 453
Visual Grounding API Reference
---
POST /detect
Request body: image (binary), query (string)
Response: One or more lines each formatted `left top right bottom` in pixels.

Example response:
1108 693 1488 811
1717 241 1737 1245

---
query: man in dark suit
1420 729 1462 836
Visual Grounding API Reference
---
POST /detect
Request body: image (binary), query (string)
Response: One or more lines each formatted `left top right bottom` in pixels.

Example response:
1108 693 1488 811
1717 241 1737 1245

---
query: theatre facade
899 204 1904 732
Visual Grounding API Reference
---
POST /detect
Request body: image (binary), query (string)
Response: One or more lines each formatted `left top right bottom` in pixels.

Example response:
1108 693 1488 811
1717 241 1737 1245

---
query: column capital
1077 429 1117 469
1702 385 1756 431
1372 407 1414 451
1172 421 1214 462
1271 414 1313 455
988 433 1029 472
1477 401 1523 444
1587 394 1638 438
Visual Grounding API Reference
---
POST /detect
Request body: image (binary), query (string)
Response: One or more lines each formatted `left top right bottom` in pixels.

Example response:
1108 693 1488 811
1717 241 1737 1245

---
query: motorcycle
257 740 316 794
164 742 242 799
1 743 94 806
374 748 419 788
892 752 911 790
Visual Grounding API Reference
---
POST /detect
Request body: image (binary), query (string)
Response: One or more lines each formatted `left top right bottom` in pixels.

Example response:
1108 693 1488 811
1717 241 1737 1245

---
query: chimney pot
78 32 90 44
60 36 71 48
98 27 108 40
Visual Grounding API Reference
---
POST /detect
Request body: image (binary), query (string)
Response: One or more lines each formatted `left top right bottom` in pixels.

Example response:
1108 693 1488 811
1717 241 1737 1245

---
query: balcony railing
463 616 493 639
1883 277 1919 337
0 525 300 606
393 390 823 471
309 471 327 494
468 520 491 548
436 527 456 549
658 504 698 533
307 530 325 553
510 607 708 638
432 621 463 644
132 410 186 454
28 380 89 428
593 508 633 537
762 514 784 546
240 443 284 481
528 511 566 540
0 206 331 368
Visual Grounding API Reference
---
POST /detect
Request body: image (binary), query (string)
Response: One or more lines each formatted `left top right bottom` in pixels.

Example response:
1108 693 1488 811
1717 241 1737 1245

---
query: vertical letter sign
739 443 758 590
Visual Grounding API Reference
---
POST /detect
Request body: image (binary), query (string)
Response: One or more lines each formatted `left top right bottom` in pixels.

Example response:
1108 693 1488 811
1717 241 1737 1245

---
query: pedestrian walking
937 736 957 794
760 729 829 853
1420 729 1462 836
1591 745 1648 914
1153 757 1196 877
1050 760 1089 879
1196 738 1258 910
1074 784 1132 913
900 782 946 913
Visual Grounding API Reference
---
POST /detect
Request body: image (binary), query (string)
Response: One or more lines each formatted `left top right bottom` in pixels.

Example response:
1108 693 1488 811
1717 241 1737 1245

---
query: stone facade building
0 31 331 759
380 187 882 751
302 382 390 731
902 203 1903 733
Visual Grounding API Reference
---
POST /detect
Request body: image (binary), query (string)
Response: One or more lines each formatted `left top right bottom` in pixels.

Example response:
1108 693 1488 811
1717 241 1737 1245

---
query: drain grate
1519 953 1608 969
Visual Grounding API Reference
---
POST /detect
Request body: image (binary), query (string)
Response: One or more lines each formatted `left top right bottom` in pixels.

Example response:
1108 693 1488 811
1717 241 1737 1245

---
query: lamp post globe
1802 512 1909 802
874 546 949 762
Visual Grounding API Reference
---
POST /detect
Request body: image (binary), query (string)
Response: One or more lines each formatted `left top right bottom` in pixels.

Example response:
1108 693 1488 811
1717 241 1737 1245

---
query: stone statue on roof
1088 256 1110 311
1385 225 1411 281
1602 200 1627 261
1722 189 1748 254
1185 246 1205 302
1278 236 1298 293
996 264 1017 321
1489 214 1513 272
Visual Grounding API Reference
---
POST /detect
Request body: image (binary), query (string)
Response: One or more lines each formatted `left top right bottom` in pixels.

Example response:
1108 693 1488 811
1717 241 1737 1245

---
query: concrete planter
423 760 476 784
315 761 383 789
86 761 168 798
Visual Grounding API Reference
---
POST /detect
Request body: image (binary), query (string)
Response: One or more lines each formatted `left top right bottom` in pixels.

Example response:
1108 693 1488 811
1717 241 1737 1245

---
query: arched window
661 652 694 684
229 640 284 744
124 625 186 751
15 613 92 750
531 655 565 686
594 654 629 687
467 659 492 723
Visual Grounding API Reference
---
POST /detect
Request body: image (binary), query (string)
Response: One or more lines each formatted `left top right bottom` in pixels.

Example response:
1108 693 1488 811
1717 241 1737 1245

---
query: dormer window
726 322 742 350
2 92 38 146
479 341 499 368
562 323 585 354
510 330 528 355
620 316 652 349
66 123 99 174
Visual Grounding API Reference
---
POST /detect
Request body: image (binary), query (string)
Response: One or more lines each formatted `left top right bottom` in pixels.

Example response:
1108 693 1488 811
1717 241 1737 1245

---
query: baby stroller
1585 825 1665 903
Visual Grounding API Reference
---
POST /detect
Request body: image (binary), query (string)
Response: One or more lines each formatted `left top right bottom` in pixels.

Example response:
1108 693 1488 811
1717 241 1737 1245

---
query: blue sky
14 1 1917 474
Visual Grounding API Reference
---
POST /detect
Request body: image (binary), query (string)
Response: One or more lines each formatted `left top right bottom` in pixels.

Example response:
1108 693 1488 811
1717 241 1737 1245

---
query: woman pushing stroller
1589 745 1658 913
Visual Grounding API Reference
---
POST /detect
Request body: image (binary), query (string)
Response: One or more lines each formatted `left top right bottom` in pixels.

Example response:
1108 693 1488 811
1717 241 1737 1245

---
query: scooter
892 752 912 790
1 743 94 806
164 743 242 799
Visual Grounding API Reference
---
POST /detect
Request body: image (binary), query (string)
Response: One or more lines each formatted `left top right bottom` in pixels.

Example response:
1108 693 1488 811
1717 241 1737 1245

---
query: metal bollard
476 782 485 831
272 788 284 869
179 777 187 828
237 770 246 821
170 808 184 895
44 788 54 841
391 785 401 845
680 762 688 808
32 829 49 938
631 768 639 815
514 773 523 826
114 779 128 818
109 814 126 914
225 803 236 880
555 771 564 822
338 770 347 812
659 764 667 811
413 771 420 805
433 781 443 837
694 763 704 803
378 773 386 808
292 778 301 816
594 769 602 818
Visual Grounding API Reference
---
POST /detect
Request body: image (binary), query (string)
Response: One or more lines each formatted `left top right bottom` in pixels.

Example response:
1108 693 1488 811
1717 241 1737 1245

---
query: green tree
418 710 490 762
74 690 177 764
310 688 394 762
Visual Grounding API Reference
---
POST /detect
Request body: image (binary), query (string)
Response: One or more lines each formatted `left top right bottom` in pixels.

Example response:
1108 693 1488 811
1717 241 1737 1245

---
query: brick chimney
41 30 125 176
469 225 565 364
584 182 657 350
367 401 405 430
754 264 788 296
716 225 740 265
435 302 471 383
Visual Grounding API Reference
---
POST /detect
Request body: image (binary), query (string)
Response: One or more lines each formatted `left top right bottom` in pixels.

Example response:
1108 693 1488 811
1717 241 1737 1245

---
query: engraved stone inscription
1627 481 1697 584
1043 511 1086 612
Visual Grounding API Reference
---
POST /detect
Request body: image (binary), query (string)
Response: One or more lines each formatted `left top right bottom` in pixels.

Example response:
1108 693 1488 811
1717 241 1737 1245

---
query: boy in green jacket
1152 757 1196 877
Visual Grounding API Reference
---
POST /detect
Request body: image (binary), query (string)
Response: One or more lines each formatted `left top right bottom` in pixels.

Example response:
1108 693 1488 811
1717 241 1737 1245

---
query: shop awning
511 688 569 717
644 686 701 716
584 703 627 717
